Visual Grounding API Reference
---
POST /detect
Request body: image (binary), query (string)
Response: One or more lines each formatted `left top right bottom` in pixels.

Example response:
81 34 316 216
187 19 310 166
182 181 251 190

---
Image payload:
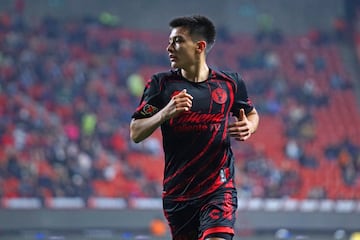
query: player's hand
228 109 253 141
162 89 193 120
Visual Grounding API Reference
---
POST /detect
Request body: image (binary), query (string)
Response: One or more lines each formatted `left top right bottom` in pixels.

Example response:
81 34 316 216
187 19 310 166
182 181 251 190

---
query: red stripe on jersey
184 154 228 198
199 226 234 240
163 126 218 186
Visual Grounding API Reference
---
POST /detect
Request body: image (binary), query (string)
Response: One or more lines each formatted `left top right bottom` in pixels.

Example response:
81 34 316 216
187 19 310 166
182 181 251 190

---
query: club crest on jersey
212 88 227 104
141 104 158 116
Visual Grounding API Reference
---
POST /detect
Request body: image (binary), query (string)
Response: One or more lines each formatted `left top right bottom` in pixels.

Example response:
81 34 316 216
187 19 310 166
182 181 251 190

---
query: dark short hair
169 15 216 52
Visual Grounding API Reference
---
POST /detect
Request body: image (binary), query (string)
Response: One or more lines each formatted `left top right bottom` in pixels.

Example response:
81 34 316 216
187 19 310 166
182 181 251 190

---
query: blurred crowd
1 3 360 205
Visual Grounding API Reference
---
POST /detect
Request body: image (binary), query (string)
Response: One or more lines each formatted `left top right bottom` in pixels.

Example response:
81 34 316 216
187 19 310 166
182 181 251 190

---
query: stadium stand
0 2 360 209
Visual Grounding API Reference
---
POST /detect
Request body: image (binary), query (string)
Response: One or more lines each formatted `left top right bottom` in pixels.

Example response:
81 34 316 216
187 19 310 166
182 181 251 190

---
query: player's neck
181 63 209 83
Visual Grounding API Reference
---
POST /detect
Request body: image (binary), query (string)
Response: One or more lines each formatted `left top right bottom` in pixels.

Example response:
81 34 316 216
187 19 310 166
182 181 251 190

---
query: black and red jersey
132 68 254 201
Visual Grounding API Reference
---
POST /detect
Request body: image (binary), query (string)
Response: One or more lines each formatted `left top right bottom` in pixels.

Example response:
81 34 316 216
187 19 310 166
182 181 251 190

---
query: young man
130 15 259 240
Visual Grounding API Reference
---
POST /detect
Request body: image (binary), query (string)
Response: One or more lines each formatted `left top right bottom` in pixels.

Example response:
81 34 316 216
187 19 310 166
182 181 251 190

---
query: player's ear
196 40 206 53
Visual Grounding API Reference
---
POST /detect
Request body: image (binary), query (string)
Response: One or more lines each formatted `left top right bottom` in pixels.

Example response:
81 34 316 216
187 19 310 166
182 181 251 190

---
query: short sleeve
230 73 254 118
131 75 162 119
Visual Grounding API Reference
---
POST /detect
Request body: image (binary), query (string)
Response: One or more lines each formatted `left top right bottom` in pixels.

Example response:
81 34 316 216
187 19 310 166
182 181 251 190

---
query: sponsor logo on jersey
170 112 224 132
212 88 227 104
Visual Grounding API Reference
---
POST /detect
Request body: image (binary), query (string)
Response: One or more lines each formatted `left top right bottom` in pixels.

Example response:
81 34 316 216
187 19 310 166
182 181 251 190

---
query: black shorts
163 187 237 240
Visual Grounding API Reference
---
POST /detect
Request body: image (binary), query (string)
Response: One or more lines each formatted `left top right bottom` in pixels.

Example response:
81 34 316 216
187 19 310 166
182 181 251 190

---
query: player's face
167 27 198 69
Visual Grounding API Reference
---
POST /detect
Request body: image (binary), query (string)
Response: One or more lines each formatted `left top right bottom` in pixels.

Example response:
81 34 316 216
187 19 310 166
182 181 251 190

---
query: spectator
293 51 307 71
285 139 302 161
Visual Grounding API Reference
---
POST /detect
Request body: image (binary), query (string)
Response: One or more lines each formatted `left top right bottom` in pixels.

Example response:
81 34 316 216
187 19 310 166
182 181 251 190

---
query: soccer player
130 15 259 240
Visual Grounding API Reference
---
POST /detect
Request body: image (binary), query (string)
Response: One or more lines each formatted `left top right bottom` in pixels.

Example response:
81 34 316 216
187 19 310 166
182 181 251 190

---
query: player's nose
166 42 174 53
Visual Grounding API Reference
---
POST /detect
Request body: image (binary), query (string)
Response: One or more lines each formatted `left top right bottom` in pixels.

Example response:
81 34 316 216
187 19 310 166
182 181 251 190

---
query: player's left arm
228 107 259 141
227 72 259 141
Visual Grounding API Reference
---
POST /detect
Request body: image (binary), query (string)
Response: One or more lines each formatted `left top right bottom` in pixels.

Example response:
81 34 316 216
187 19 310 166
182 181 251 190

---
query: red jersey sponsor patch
141 103 158 116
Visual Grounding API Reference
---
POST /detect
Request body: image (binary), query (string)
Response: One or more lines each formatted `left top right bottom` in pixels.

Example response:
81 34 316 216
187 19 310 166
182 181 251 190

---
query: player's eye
174 37 184 43
169 37 184 46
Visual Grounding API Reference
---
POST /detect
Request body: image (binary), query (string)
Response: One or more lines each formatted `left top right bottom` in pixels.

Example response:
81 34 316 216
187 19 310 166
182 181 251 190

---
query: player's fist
163 89 193 120
238 108 245 121
228 108 252 141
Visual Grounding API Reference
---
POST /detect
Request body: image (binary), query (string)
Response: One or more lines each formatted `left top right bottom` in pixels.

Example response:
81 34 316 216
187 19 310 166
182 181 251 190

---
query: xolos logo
212 88 227 104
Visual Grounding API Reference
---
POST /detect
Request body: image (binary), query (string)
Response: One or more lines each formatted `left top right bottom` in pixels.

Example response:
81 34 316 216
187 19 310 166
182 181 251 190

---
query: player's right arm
130 89 193 143
130 112 165 143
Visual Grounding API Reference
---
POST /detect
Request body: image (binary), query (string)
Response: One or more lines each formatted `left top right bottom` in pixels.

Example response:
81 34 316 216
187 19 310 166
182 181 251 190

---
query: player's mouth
169 55 176 62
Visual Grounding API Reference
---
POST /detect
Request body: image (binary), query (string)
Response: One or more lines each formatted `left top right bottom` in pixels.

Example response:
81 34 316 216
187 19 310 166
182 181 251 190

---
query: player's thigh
163 199 200 239
173 230 198 240
199 189 237 239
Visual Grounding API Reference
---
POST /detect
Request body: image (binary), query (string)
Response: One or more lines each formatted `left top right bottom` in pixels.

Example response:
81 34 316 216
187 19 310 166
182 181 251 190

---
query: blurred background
0 0 360 239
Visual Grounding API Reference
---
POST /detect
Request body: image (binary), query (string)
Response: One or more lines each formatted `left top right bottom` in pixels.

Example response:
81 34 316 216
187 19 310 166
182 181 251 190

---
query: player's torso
157 71 236 199
159 74 234 144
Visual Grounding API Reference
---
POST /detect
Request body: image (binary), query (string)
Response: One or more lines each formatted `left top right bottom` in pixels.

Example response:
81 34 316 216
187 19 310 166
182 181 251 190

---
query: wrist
159 109 169 124
248 121 255 134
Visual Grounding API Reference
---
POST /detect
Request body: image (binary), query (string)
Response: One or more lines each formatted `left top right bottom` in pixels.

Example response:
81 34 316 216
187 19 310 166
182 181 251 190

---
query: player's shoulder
152 69 180 81
213 69 244 83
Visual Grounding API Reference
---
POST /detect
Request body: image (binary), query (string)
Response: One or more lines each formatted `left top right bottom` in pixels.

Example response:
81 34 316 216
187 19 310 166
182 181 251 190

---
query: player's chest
161 80 232 112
